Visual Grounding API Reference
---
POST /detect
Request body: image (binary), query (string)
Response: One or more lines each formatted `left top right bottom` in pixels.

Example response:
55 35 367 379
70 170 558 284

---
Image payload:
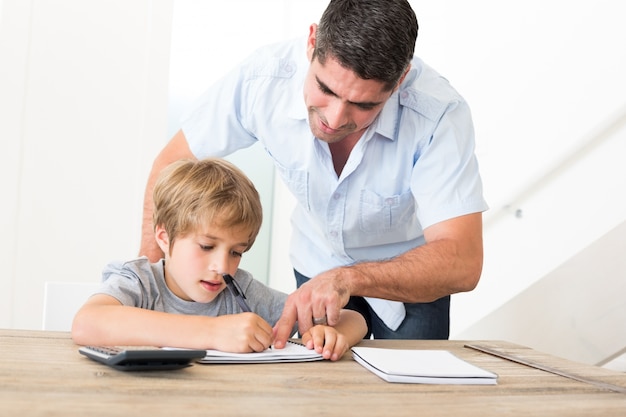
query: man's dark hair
314 0 418 91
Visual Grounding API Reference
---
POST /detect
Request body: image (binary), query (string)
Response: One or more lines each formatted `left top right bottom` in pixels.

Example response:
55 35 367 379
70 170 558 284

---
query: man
140 0 487 347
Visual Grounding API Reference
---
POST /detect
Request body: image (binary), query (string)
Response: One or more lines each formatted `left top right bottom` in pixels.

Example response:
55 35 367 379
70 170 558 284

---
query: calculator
78 346 206 371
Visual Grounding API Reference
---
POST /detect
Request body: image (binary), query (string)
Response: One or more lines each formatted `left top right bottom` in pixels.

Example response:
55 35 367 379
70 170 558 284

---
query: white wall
1 0 624 341
0 0 174 329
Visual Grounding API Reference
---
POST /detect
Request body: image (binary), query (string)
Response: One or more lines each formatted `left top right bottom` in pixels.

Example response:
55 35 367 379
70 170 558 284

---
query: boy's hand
208 313 273 353
301 325 349 361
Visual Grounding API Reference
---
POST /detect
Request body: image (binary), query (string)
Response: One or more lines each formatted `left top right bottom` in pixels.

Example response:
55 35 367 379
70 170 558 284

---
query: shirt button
330 230 338 238
333 193 341 200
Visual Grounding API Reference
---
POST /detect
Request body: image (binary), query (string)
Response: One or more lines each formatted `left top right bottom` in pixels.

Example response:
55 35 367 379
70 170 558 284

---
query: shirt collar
372 91 400 142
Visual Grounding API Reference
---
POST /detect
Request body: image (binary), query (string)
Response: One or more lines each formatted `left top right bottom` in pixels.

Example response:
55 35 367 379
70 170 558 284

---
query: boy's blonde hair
152 158 262 252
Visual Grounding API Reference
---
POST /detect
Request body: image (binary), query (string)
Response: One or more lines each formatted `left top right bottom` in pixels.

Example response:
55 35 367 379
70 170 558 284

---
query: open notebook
351 347 498 385
198 341 323 364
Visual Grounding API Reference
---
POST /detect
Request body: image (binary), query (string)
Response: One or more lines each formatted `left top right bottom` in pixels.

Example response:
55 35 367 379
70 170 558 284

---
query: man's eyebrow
315 76 383 108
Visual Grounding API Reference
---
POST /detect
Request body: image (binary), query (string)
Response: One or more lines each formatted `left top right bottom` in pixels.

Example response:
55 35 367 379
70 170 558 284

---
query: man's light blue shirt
182 37 488 327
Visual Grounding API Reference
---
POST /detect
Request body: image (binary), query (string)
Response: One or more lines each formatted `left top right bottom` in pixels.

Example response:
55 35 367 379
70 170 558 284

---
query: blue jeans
294 269 450 340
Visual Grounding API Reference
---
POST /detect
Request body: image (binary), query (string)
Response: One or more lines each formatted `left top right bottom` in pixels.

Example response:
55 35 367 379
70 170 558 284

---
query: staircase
450 105 626 369
456 221 626 368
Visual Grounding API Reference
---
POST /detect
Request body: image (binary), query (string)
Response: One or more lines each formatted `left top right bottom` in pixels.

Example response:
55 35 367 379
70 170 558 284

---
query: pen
223 273 252 313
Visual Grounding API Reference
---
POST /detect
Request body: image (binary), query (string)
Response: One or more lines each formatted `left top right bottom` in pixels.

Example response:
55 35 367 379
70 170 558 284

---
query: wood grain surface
1 330 625 416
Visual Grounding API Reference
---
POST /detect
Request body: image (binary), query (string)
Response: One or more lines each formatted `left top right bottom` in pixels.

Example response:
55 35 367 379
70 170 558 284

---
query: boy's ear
154 225 170 254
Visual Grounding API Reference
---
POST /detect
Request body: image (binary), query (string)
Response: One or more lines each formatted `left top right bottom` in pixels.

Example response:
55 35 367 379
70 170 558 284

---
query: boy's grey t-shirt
97 257 289 328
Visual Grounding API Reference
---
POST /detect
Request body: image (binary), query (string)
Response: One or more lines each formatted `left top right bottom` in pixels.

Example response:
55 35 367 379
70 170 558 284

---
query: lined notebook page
198 341 323 364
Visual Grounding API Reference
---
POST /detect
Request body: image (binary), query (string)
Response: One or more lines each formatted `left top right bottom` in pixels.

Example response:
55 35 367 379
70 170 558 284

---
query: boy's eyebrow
315 76 383 108
201 234 249 249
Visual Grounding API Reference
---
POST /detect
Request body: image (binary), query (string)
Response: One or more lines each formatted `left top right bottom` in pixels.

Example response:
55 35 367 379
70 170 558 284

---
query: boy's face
155 222 250 303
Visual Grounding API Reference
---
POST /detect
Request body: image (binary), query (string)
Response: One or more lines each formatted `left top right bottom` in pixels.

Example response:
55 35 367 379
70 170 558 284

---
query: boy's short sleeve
99 260 146 307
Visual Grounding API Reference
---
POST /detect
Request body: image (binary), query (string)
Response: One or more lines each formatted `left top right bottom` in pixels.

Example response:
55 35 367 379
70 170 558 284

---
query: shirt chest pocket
275 165 310 212
359 189 416 234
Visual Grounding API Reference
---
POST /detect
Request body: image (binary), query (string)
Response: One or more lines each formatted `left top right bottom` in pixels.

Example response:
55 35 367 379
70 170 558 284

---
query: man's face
303 42 393 144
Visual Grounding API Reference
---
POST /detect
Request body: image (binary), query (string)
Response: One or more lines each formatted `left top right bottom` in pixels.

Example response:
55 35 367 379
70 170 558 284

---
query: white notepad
351 347 498 385
198 341 323 364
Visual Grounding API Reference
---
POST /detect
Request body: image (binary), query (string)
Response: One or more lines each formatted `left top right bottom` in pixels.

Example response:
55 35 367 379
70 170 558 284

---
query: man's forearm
340 241 480 303
338 214 484 303
138 157 167 262
139 182 163 262
138 129 195 261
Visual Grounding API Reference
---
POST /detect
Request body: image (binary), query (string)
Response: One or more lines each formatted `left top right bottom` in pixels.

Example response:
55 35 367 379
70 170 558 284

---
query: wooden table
2 329 625 416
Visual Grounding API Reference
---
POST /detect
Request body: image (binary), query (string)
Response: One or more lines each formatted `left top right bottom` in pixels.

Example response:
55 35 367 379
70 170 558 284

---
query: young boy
72 158 366 361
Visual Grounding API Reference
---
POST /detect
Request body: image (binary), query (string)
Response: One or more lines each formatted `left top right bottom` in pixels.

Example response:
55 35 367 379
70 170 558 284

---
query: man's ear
306 23 317 62
393 64 412 92
154 225 170 255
